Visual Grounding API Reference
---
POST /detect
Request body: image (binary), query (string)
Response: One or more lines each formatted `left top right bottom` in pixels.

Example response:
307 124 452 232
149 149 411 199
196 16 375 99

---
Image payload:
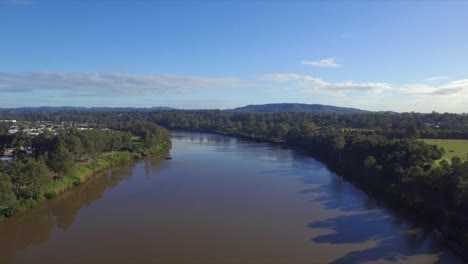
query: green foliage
0 122 9 135
47 141 74 175
0 172 17 212
42 151 140 199
0 120 170 220
11 131 31 148
363 155 377 169
9 158 51 200
3 109 468 251
422 139 468 163
405 124 420 139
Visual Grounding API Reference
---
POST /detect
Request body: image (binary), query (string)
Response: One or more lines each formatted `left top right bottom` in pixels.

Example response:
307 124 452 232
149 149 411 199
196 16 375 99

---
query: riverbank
173 129 468 261
0 140 171 221
295 144 468 262
3 131 461 264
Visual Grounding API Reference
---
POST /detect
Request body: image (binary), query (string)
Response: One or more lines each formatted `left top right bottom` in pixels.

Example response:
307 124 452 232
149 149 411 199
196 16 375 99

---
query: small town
0 119 98 164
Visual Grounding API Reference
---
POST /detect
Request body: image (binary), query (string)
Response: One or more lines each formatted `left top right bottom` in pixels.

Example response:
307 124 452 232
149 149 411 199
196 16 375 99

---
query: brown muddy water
0 132 463 264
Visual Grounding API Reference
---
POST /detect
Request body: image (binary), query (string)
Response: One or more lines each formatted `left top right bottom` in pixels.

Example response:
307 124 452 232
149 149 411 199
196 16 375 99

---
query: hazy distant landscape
1 1 468 263
0 103 372 114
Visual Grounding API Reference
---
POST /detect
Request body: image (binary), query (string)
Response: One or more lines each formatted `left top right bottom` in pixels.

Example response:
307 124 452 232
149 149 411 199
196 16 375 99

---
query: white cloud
424 76 448 81
324 81 391 92
400 84 436 95
0 72 250 96
260 73 327 86
401 79 468 96
260 73 390 93
301 58 341 68
3 70 467 113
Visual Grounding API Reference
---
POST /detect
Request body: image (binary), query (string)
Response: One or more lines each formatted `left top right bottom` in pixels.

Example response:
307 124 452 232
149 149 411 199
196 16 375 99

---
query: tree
364 155 377 169
11 131 30 148
47 142 74 175
405 124 420 139
300 121 317 136
10 159 50 200
332 134 346 162
273 123 290 139
62 133 83 159
332 134 346 151
0 123 9 135
32 131 53 158
0 172 17 212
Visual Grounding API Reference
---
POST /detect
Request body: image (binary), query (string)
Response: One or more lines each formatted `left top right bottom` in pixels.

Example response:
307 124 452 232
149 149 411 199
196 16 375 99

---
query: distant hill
230 103 370 114
0 104 383 114
0 106 175 113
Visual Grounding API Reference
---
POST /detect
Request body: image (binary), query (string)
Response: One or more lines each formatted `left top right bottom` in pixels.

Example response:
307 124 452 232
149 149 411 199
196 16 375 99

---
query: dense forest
1 109 468 254
0 120 170 219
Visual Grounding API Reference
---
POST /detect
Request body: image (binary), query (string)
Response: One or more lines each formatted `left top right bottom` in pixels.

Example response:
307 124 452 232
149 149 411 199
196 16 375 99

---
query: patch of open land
422 139 468 162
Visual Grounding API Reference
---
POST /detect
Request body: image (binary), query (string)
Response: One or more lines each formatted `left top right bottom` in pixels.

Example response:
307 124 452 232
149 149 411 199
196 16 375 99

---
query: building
7 129 18 134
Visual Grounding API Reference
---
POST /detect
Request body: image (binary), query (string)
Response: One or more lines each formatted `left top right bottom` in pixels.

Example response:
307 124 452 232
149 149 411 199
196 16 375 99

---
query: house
7 129 18 134
3 148 14 156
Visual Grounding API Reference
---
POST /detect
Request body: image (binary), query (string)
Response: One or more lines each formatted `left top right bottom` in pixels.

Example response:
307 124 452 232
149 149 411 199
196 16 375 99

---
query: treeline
0 122 170 218
287 132 468 242
3 110 468 138
2 110 468 249
140 110 468 249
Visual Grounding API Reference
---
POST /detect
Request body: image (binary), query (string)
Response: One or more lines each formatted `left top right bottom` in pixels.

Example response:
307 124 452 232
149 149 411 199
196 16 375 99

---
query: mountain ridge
0 104 383 114
230 103 370 114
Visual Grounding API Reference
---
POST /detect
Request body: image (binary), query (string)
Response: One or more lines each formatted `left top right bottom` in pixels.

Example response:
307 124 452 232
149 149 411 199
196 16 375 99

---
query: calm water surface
0 132 462 263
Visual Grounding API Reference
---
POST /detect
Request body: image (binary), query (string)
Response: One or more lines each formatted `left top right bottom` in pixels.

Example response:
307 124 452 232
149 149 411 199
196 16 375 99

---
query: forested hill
230 103 370 114
1 104 375 114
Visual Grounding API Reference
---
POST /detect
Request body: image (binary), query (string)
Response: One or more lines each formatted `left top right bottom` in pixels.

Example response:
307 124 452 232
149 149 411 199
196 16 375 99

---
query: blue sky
1 1 468 112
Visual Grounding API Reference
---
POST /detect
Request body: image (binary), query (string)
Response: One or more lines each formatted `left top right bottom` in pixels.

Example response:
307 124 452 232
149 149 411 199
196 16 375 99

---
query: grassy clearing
422 139 468 162
42 151 139 198
42 141 171 199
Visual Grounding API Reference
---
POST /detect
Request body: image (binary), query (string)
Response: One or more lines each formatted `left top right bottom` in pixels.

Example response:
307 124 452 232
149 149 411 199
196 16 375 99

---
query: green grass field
422 139 468 162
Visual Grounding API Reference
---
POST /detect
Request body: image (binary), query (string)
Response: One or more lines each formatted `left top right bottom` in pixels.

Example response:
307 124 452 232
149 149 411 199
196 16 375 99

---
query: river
0 132 462 263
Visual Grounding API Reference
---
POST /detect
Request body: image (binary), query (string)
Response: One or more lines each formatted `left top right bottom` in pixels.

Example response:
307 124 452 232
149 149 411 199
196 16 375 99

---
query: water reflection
0 132 463 264
299 168 462 263
173 132 236 144
0 162 140 264
309 211 445 263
